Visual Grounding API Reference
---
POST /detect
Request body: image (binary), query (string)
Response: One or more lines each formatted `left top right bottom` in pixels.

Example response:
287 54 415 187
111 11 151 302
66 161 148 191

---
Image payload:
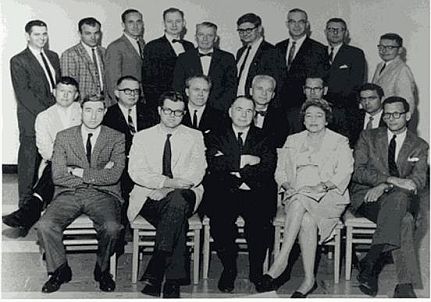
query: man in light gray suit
105 9 145 105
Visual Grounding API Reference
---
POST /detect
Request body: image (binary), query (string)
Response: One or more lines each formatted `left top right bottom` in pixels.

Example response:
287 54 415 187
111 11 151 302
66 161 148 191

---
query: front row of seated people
3 74 428 298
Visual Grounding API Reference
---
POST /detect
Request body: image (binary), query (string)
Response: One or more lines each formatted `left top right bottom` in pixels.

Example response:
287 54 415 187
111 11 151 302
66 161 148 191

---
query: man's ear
114 89 120 99
323 87 328 96
185 87 190 97
405 111 411 122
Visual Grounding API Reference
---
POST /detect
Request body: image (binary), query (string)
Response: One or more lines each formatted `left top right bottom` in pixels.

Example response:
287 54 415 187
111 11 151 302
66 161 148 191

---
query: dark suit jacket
326 44 366 108
276 37 329 109
142 36 194 108
173 48 237 112
236 40 284 99
349 111 385 147
51 125 126 203
350 127 429 211
10 48 60 136
254 103 290 148
181 105 226 135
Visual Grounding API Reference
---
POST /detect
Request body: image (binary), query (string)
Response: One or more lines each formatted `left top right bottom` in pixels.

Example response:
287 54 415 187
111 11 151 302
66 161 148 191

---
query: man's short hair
158 91 184 107
288 8 308 20
305 75 328 87
116 75 140 86
57 76 79 92
237 13 262 27
196 21 217 31
300 99 333 124
326 17 347 29
81 94 106 108
78 17 101 33
382 96 410 113
358 83 384 100
121 9 141 23
252 75 276 89
231 96 255 109
185 74 212 89
380 33 403 47
25 20 47 33
163 7 184 20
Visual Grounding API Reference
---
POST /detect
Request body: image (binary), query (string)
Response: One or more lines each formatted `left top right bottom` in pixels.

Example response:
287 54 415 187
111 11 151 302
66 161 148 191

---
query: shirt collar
28 45 45 56
124 32 142 43
187 103 206 114
81 124 101 140
232 124 250 138
290 34 307 47
81 41 97 53
249 36 264 49
387 127 407 140
165 33 181 43
118 102 136 117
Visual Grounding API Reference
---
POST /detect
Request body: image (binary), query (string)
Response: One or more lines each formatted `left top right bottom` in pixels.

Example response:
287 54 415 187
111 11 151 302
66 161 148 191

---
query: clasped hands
67 161 115 178
148 177 194 201
229 155 260 178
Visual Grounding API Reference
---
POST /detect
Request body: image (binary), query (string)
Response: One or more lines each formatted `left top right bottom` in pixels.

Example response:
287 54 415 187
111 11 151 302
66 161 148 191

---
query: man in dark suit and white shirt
173 22 237 112
10 20 61 208
143 7 194 113
105 9 145 106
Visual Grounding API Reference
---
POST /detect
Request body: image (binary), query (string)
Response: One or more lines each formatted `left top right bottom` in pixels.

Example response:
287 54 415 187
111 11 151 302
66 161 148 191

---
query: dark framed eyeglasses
382 112 407 120
304 86 323 92
161 107 185 117
377 44 400 51
118 88 141 95
237 26 257 34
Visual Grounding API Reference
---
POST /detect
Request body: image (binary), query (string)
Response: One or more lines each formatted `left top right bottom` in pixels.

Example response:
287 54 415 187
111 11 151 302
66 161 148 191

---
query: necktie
379 63 386 75
287 41 296 70
256 110 267 117
128 108 136 134
388 135 399 177
329 46 334 64
86 133 93 165
40 52 56 90
136 39 144 59
91 48 102 91
199 52 212 57
237 132 244 154
162 134 173 178
366 116 374 130
172 39 182 44
192 110 198 129
238 46 251 80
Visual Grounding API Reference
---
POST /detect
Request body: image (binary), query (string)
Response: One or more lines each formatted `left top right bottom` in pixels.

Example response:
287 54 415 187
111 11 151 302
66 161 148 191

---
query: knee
36 218 60 234
285 198 305 214
401 213 414 228
167 189 195 212
101 221 123 238
300 213 317 231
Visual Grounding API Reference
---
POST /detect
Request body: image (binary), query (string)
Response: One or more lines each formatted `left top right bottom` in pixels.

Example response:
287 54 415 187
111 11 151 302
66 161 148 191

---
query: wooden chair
130 214 202 285
273 205 344 283
343 209 376 280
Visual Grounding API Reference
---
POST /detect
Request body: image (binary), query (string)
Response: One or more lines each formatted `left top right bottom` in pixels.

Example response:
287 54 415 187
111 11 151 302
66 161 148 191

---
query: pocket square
204 129 211 134
407 157 419 162
339 64 349 69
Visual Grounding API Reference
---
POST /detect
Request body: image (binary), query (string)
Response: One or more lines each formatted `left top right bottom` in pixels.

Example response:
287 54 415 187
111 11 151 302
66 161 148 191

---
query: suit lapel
192 48 204 74
292 38 309 65
376 128 389 172
396 130 414 176
76 44 101 85
73 126 88 165
162 35 177 57
91 126 108 165
121 34 141 61
208 49 220 77
25 48 51 93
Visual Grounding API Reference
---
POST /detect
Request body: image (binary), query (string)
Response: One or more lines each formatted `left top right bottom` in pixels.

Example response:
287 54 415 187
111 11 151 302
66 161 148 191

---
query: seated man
3 77 82 234
36 95 125 293
203 96 277 292
127 91 207 298
351 96 428 298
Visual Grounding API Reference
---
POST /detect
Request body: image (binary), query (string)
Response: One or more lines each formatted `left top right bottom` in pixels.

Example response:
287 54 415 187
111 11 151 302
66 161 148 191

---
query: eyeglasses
287 19 307 26
377 44 400 51
326 27 345 33
382 112 407 120
237 26 257 34
161 107 185 117
118 88 141 95
304 86 323 92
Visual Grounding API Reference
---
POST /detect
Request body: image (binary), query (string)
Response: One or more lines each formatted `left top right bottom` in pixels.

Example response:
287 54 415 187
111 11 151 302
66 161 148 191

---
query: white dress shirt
363 110 383 130
165 34 186 56
387 128 407 161
237 37 264 96
28 45 56 92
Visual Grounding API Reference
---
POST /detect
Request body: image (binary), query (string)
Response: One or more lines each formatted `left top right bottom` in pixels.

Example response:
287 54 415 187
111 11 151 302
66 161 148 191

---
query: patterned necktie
86 133 93 165
237 132 244 154
366 116 374 130
329 46 334 64
40 52 56 90
91 48 102 91
287 41 296 70
238 46 251 80
388 134 399 177
192 110 198 129
128 108 136 134
162 134 173 178
379 63 386 75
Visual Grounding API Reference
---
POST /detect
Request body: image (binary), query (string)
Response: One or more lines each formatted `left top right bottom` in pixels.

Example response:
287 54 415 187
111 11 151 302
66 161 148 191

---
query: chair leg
273 226 281 259
110 253 116 280
193 229 200 285
203 223 210 279
328 248 333 260
334 228 341 284
132 228 140 283
263 249 269 273
345 226 353 281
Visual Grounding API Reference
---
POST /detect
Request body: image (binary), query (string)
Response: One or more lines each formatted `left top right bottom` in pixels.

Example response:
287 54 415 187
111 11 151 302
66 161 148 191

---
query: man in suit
3 77 81 234
236 13 283 99
203 96 277 292
105 9 145 106
181 75 224 134
10 20 61 208
250 75 289 148
128 91 206 298
350 83 386 146
61 17 106 99
276 9 329 114
173 22 237 112
36 95 125 293
142 7 194 113
351 96 428 298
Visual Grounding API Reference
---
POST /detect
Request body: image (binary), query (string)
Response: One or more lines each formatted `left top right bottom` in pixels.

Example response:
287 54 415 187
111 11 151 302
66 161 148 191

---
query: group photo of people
1 0 429 299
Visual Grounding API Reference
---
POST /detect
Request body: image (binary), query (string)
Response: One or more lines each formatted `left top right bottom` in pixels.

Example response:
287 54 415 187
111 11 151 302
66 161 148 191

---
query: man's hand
104 161 114 169
240 155 260 169
164 178 194 189
364 183 387 203
387 177 417 194
148 188 174 201
299 184 326 194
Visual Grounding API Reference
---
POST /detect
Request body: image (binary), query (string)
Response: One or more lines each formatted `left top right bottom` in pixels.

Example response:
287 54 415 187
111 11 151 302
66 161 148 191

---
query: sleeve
274 137 295 188
205 132 239 174
406 141 429 191
181 132 207 187
395 66 416 114
35 112 54 160
328 136 354 194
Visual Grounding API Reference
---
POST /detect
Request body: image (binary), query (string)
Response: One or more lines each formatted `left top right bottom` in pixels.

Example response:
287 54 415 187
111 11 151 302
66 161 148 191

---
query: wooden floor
1 173 429 298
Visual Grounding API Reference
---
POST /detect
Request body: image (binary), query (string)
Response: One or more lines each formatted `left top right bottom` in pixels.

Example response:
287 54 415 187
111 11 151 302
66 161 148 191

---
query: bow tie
199 52 212 57
172 39 183 43
256 110 267 117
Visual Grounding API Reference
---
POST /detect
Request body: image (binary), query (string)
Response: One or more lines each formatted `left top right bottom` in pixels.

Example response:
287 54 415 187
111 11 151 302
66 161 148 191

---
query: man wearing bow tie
143 8 194 114
173 22 237 112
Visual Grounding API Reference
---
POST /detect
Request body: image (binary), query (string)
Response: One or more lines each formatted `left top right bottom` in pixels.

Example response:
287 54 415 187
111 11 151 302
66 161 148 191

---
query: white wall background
1 0 429 164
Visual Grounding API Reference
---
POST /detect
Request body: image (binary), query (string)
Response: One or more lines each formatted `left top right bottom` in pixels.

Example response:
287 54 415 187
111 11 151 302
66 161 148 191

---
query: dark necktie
86 133 93 165
238 46 251 80
128 108 136 134
199 52 212 57
379 63 386 75
366 116 374 130
287 41 296 70
329 46 334 64
192 110 198 129
162 134 173 178
237 132 244 154
256 110 267 117
91 48 102 91
40 52 56 89
388 134 399 177
136 39 144 59
172 39 182 44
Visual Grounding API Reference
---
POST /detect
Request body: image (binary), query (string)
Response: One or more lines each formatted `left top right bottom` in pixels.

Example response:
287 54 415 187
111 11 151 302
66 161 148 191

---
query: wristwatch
384 183 394 192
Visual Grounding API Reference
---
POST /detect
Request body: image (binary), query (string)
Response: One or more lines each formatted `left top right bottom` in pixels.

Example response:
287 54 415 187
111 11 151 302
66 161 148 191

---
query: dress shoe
255 274 277 293
163 281 180 298
217 268 237 293
42 263 72 293
3 197 42 229
393 283 416 298
291 281 318 298
141 279 162 297
94 264 115 292
357 259 378 297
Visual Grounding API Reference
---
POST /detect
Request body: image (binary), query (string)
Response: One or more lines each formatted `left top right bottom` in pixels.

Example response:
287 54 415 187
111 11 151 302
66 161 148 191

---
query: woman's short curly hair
300 99 333 124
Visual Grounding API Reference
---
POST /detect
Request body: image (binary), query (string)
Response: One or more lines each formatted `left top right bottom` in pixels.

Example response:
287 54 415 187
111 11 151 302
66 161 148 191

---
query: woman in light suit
257 99 354 297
